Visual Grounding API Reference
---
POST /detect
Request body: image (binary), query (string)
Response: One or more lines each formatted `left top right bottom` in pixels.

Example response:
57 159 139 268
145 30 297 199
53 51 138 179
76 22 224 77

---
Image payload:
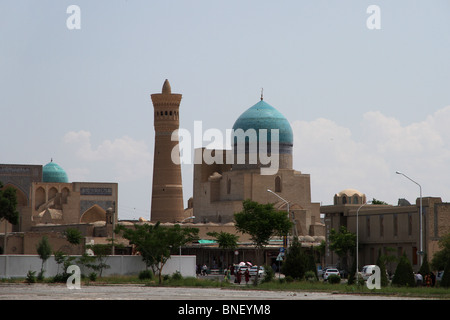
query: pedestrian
425 273 431 287
225 267 231 282
415 273 423 286
245 269 250 284
236 269 242 284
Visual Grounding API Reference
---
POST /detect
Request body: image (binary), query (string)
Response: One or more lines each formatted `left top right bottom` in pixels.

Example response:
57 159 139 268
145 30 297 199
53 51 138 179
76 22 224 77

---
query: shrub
392 253 415 287
171 271 183 281
285 275 294 283
304 271 317 282
26 270 36 284
262 265 274 283
89 272 97 281
441 260 450 288
138 269 154 280
327 275 341 284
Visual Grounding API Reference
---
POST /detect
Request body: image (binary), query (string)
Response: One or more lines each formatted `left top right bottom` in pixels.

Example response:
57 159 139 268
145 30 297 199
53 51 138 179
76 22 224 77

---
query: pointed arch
3 183 28 207
35 187 46 209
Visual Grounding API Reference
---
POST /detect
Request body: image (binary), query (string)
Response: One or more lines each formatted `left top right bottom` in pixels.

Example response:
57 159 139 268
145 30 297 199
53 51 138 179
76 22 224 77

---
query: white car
361 265 377 280
249 266 265 277
323 268 340 281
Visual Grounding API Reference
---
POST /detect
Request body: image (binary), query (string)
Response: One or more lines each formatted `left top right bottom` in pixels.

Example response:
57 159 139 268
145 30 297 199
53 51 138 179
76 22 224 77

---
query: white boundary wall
0 255 196 278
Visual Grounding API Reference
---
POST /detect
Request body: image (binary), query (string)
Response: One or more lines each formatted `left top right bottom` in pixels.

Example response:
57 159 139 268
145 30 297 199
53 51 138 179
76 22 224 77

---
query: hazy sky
1 1 450 220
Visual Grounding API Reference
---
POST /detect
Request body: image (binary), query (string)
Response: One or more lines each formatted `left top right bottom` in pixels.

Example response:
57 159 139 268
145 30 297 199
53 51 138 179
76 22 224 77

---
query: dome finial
260 88 264 101
162 79 171 94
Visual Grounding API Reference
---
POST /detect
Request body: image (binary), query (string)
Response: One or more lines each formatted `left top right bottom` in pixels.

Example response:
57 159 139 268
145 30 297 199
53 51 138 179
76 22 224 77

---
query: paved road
0 283 424 300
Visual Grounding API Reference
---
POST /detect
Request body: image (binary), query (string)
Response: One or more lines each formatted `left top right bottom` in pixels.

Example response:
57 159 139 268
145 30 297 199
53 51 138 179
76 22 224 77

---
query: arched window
275 176 282 192
342 196 347 204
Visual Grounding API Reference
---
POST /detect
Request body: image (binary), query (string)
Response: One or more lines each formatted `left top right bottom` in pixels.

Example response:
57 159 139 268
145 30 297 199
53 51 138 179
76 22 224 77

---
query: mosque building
192 98 324 239
0 160 118 254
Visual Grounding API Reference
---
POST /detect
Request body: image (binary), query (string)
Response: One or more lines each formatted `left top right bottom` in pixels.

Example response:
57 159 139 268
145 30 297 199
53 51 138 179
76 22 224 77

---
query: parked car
361 265 377 280
323 268 340 281
249 266 265 277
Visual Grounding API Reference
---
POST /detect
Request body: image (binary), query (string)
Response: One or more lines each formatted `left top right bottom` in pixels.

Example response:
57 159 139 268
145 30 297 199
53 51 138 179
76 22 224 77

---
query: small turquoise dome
232 100 293 147
43 161 69 183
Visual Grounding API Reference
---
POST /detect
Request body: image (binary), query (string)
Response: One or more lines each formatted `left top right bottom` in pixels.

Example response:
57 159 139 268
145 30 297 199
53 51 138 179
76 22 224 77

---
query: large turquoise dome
43 161 69 183
232 100 293 150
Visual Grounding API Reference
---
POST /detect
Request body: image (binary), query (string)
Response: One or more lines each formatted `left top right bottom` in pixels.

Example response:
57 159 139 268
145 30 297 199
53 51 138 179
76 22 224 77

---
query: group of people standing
224 265 251 284
415 272 436 287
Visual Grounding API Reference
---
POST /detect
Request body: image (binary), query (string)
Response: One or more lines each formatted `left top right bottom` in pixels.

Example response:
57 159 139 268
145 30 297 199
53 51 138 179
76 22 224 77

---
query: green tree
234 199 293 266
63 228 83 246
371 198 389 205
281 237 307 280
440 259 450 288
78 243 112 278
431 233 450 271
116 222 199 284
392 253 415 287
0 182 19 254
376 248 389 287
328 226 356 272
206 231 239 267
418 253 431 275
0 182 19 225
36 236 52 279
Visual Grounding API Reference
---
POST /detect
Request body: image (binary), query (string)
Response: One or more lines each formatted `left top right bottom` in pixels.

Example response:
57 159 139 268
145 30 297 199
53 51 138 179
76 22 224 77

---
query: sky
1 1 450 220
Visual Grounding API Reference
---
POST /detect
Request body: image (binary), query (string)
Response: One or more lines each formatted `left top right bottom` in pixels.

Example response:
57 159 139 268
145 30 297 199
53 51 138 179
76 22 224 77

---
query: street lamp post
396 171 423 266
356 200 371 285
179 216 195 273
267 189 290 248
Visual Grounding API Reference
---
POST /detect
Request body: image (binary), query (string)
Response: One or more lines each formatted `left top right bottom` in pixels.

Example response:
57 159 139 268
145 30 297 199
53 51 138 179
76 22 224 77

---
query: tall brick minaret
150 79 185 222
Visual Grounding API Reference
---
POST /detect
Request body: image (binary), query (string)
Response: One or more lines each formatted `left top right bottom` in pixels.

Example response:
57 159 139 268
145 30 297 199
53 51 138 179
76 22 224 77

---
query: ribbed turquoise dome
232 100 293 146
43 161 69 183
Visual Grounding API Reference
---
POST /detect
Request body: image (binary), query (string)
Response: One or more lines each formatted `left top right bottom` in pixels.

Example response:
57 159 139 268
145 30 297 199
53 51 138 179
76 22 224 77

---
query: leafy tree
0 182 19 225
418 253 431 275
206 231 239 267
371 198 389 205
79 243 112 277
63 228 83 246
392 253 415 287
53 250 76 282
282 237 307 280
431 233 450 271
36 236 52 279
328 226 356 272
116 222 199 284
234 199 293 266
0 182 19 254
376 248 389 287
441 259 450 288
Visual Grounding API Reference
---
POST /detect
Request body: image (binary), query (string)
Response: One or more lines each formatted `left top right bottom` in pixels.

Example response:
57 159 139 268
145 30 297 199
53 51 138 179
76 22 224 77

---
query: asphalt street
0 283 424 300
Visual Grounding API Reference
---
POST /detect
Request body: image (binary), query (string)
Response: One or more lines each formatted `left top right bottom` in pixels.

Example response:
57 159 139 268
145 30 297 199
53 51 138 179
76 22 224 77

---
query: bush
440 261 450 288
171 271 183 281
88 272 97 282
262 265 274 283
26 270 36 284
138 269 154 280
304 271 317 282
327 275 341 284
392 253 415 287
